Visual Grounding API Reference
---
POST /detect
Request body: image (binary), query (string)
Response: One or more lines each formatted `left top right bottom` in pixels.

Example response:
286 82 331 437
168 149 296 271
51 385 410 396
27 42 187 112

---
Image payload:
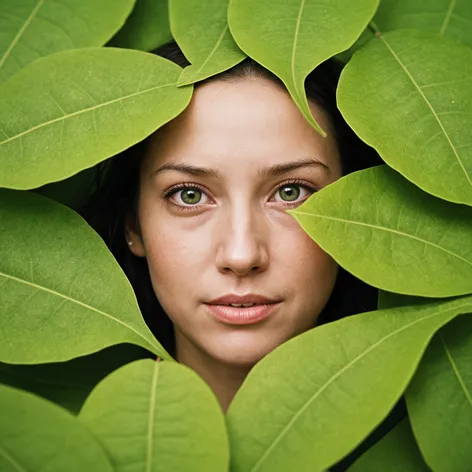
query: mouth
204 302 281 325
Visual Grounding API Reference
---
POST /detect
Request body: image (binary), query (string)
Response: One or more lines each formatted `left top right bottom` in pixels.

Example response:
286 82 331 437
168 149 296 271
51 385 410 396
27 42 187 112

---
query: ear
125 215 146 258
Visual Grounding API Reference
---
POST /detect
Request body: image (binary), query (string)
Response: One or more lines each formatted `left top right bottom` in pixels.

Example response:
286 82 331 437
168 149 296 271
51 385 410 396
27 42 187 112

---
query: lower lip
205 303 280 325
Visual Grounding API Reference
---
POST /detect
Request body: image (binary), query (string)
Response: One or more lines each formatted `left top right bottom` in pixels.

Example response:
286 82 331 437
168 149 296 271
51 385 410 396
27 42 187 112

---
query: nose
216 202 269 277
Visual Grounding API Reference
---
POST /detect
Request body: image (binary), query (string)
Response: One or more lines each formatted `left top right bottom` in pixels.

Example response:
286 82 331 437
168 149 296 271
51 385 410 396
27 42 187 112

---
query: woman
82 41 381 412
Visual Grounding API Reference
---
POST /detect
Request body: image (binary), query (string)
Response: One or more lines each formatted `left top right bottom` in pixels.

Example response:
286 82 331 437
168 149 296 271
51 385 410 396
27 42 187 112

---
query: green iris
181 188 202 204
279 185 300 202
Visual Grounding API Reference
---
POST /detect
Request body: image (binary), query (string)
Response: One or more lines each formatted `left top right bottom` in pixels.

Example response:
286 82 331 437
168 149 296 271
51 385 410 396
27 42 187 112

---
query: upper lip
207 294 280 305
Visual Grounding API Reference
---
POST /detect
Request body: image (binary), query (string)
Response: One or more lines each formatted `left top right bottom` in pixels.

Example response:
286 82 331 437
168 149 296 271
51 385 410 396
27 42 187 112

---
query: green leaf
374 0 472 47
338 30 472 206
0 189 170 364
406 314 472 472
347 419 429 471
0 0 135 83
80 359 229 472
0 344 152 414
0 383 113 472
227 295 472 472
289 165 472 298
0 47 192 190
170 0 246 86
109 0 172 51
228 0 379 136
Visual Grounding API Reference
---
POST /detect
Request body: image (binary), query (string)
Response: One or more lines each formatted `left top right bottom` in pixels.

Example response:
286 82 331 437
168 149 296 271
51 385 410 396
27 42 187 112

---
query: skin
126 76 343 412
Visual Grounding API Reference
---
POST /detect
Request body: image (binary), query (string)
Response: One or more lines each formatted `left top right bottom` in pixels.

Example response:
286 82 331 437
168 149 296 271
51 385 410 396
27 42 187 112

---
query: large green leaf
0 189 171 363
347 419 429 471
226 295 472 472
289 165 472 298
170 0 245 86
406 314 472 472
374 0 472 47
0 0 135 83
0 47 192 190
0 344 152 414
109 0 172 51
338 30 472 206
228 0 379 136
0 383 113 472
80 359 229 472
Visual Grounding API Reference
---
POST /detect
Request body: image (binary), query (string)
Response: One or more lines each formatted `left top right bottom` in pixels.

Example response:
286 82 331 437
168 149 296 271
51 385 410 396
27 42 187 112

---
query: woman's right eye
165 185 212 207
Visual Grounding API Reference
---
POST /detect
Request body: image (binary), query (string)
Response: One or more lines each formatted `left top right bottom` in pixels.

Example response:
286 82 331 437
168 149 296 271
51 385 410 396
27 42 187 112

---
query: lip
205 302 281 325
208 293 279 305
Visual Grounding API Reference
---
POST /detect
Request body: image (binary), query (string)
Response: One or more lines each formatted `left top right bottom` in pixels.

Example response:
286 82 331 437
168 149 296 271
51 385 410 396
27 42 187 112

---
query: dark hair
80 41 381 358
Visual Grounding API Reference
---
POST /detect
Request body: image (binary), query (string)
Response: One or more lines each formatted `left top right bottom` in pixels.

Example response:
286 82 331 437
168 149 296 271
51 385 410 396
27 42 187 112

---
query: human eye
271 179 317 206
163 183 213 211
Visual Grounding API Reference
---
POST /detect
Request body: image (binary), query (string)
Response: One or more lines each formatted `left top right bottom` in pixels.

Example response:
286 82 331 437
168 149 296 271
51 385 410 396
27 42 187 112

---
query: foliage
0 0 471 471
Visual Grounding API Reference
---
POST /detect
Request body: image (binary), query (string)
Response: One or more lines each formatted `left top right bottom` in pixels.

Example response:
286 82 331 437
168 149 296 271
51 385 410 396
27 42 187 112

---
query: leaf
109 0 172 51
80 359 229 472
169 0 246 86
0 383 113 472
337 30 472 206
0 47 193 190
226 295 472 472
347 419 429 471
228 0 379 136
0 0 135 83
0 189 171 364
288 165 472 298
374 0 472 47
0 344 152 414
406 314 472 472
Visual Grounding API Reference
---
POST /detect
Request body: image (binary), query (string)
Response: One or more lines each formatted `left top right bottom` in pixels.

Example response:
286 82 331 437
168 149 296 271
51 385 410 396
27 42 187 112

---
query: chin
205 332 288 367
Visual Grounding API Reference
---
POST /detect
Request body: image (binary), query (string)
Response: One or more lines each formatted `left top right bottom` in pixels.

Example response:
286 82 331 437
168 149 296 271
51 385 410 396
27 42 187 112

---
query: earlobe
125 226 146 257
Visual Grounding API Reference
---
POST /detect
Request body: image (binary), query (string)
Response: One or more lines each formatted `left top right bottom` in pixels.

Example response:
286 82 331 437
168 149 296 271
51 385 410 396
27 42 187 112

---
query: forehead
143 76 341 174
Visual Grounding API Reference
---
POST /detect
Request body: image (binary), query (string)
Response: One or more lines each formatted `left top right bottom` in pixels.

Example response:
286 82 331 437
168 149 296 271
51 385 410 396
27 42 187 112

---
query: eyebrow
150 157 329 180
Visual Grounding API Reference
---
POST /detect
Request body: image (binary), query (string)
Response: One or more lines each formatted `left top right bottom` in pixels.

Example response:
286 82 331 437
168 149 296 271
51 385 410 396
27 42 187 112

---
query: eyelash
162 179 318 212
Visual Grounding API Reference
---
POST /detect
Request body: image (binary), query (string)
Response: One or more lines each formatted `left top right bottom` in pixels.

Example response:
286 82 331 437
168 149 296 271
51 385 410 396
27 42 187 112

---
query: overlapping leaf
0 383 113 472
0 344 151 414
0 189 170 364
347 419 429 471
170 0 245 86
226 295 472 472
228 0 379 135
338 30 472 206
406 314 472 472
0 47 192 189
289 166 472 297
80 359 229 472
0 0 135 83
109 0 172 51
374 0 472 47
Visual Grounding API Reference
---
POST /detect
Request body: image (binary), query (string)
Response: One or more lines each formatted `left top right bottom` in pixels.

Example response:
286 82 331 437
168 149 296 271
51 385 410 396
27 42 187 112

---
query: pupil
182 189 201 204
281 185 300 201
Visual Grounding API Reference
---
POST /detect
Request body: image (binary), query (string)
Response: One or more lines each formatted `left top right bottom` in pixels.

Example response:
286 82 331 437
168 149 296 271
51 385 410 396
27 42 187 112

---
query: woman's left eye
273 183 314 204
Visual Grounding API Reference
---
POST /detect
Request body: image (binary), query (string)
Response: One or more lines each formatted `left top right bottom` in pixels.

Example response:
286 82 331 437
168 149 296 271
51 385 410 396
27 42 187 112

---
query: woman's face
127 76 342 366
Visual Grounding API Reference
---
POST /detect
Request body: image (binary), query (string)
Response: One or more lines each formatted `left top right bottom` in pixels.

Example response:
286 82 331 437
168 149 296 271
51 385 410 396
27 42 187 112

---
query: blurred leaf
374 0 472 47
80 359 229 472
0 0 135 83
289 166 472 298
0 383 113 472
109 0 172 51
406 314 472 472
228 0 379 136
0 47 192 190
335 27 375 63
170 0 245 86
0 344 152 414
338 30 472 206
0 189 171 364
227 295 472 472
347 419 429 471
